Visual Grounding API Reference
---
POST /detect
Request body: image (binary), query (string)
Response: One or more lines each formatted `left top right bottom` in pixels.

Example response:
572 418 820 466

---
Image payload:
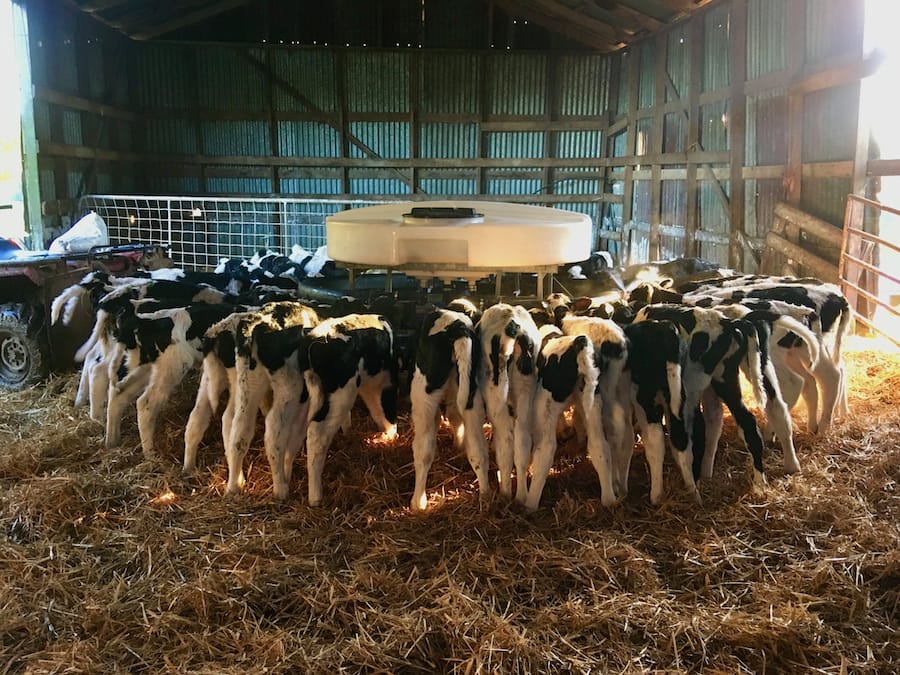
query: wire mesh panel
77 195 384 269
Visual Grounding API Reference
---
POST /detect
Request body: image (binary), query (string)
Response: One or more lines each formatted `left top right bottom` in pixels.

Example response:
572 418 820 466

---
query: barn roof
64 0 717 51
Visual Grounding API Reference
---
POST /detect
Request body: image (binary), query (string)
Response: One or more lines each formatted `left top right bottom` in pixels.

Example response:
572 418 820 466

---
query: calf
409 307 488 511
103 301 242 454
51 272 149 411
183 311 260 476
683 279 851 431
474 303 542 503
224 301 321 499
547 293 630 501
633 304 766 499
302 314 399 506
525 326 611 510
619 319 687 503
83 280 231 422
692 303 819 479
149 267 248 295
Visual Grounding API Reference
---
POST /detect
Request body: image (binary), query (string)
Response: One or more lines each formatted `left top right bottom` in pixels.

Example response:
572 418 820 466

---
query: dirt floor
0 336 897 673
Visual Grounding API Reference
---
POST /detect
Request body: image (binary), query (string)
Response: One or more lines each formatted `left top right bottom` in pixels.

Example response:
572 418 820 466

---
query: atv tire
0 304 50 390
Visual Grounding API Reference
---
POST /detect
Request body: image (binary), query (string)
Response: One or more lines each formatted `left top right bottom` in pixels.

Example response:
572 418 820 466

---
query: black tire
0 305 50 390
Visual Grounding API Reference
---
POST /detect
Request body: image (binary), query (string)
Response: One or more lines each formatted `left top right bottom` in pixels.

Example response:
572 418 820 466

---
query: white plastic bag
49 211 109 254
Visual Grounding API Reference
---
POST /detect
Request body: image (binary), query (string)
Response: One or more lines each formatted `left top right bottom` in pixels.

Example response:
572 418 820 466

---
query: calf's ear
572 296 592 312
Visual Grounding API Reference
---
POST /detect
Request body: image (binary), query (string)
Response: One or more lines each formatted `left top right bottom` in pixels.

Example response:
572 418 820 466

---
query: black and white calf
51 272 150 412
224 301 320 500
149 266 250 295
689 302 820 479
409 307 488 511
474 303 542 504
86 280 231 423
302 314 399 507
683 278 851 432
619 319 687 504
633 304 766 499
183 311 247 475
547 293 630 500
103 301 242 454
525 325 611 510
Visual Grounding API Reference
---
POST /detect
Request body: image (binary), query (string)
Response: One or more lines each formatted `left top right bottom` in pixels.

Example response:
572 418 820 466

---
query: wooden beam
764 231 839 282
654 0 719 15
488 0 627 50
790 50 884 96
479 119 606 131
773 202 843 247
131 0 254 40
582 0 665 34
867 158 900 176
79 0 133 12
35 141 729 170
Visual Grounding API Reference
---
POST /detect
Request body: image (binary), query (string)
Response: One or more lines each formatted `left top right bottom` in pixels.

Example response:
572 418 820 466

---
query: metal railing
840 194 900 347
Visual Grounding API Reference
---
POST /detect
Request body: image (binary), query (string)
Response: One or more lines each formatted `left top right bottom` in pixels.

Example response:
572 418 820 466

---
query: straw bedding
0 337 897 673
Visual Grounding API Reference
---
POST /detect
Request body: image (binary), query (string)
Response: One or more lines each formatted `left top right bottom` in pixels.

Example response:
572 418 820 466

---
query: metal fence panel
77 195 385 269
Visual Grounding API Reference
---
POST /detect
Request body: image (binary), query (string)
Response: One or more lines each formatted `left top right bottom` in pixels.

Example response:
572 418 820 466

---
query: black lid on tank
402 207 483 219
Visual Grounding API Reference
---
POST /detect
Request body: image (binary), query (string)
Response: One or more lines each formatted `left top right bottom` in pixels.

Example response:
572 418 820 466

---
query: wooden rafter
578 0 665 34
67 0 254 40
78 0 132 13
131 0 254 40
489 0 629 50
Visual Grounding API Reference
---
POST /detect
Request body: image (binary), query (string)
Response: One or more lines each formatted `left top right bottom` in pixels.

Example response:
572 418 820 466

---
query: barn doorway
0 0 25 243
858 0 900 342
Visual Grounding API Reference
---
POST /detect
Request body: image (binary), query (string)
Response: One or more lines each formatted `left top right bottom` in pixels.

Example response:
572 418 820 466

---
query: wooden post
190 46 206 194
336 50 350 196
623 49 639 260
604 52 621 259
650 32 666 260
685 13 703 259
785 0 806 205
729 0 747 271
478 52 490 196
264 47 282 248
543 54 559 205
410 50 421 195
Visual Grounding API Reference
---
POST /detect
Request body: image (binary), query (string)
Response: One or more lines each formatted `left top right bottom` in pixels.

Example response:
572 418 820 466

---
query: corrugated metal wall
28 0 869 269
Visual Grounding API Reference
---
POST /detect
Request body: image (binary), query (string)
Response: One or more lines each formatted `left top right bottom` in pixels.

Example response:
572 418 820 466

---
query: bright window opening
0 0 24 242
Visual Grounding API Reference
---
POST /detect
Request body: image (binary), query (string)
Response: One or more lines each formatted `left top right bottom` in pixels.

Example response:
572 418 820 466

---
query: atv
0 240 170 390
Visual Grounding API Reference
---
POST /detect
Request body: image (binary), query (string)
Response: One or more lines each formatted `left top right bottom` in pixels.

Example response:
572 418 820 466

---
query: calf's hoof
751 469 768 490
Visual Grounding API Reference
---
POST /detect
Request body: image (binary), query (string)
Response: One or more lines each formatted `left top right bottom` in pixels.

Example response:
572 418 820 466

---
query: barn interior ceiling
63 0 717 51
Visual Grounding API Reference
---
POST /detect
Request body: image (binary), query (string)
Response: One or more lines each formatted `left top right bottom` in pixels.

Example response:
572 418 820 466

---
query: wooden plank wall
28 0 882 269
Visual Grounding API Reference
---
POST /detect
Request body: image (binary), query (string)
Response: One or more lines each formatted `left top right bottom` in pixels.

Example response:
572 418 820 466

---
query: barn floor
0 337 898 673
